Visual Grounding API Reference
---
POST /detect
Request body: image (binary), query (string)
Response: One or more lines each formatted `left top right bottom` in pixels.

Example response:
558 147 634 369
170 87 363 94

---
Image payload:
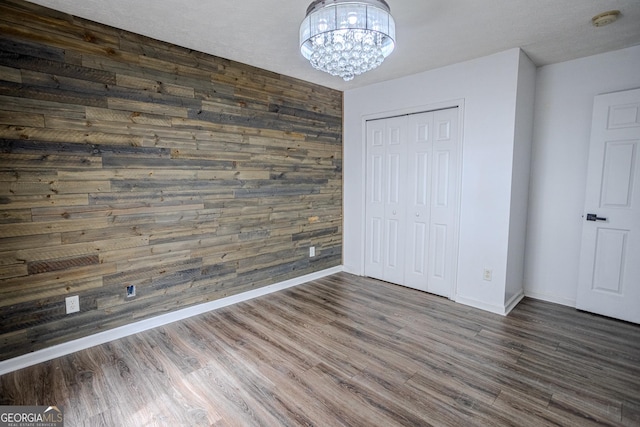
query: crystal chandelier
299 0 396 82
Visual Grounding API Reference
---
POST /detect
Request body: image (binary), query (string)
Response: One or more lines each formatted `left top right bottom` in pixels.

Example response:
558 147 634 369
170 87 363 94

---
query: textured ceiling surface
25 0 640 91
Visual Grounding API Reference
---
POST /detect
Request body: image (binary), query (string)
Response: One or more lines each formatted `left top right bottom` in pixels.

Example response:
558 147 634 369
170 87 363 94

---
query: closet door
427 108 460 297
404 112 433 290
365 116 407 284
365 108 459 297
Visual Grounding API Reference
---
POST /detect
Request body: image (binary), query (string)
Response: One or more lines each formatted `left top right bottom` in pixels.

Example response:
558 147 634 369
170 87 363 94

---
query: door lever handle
586 213 607 222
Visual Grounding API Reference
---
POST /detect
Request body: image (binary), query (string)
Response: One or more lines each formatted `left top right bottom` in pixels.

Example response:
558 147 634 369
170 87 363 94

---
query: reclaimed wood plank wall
0 0 343 361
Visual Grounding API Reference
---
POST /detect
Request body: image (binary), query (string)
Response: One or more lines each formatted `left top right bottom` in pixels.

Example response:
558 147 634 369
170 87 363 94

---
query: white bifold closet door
365 108 459 297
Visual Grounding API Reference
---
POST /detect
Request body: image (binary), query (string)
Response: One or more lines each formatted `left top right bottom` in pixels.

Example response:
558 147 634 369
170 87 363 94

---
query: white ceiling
26 0 640 91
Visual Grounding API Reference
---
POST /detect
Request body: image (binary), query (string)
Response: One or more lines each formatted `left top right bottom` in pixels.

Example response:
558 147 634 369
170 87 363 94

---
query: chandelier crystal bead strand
300 0 396 81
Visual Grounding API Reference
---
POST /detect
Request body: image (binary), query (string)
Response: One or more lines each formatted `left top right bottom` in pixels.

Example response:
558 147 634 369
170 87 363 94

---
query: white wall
525 45 640 306
344 48 532 314
505 51 536 305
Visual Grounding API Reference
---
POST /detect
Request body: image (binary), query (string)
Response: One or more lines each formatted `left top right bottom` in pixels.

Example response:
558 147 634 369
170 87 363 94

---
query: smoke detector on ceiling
592 10 620 27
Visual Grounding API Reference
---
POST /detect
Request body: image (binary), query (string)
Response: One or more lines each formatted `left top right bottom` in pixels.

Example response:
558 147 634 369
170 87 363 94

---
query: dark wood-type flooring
1 273 639 426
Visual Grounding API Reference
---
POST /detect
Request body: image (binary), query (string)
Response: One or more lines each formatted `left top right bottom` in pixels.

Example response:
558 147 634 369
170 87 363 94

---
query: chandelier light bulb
300 0 396 82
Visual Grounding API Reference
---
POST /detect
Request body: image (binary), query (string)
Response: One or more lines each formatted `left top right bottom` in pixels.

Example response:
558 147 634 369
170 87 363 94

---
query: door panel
389 125 402 145
436 117 451 141
430 223 447 279
434 151 450 208
577 88 640 324
428 109 459 297
607 102 640 128
365 120 386 279
388 153 401 204
372 128 384 146
370 217 383 265
386 219 400 268
600 141 636 207
417 123 429 142
592 228 627 294
383 117 407 284
410 222 427 275
414 152 429 206
405 112 433 290
365 116 406 284
371 155 383 203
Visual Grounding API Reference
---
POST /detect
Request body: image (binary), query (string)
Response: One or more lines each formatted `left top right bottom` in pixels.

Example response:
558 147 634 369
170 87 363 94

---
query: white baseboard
524 290 576 308
504 291 525 315
455 290 525 316
0 266 344 376
341 264 361 276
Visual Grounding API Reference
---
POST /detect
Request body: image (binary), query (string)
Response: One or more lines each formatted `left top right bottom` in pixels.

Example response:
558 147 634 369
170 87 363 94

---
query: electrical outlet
483 268 493 281
309 246 316 257
126 285 136 298
65 295 79 314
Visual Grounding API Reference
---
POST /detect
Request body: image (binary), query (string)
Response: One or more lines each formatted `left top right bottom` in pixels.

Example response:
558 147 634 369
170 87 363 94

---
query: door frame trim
360 98 465 299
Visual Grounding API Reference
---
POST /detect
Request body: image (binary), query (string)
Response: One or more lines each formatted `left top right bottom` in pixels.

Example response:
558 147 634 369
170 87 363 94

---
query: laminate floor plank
354 368 500 427
517 347 639 405
1 272 639 426
623 400 640 427
206 305 323 373
510 299 640 354
236 298 368 379
492 390 592 427
394 331 555 408
299 363 415 427
320 318 425 384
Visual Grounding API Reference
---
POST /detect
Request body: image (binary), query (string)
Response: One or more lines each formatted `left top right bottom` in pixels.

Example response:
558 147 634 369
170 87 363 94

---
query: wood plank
0 263 115 299
0 126 140 147
0 263 27 279
115 74 195 99
0 26 66 62
0 209 31 224
0 110 45 127
107 98 189 118
0 217 108 238
198 236 291 264
101 257 203 288
0 79 108 108
0 180 110 195
15 235 150 262
114 250 191 273
56 168 198 181
0 95 86 119
137 55 214 84
0 51 116 84
85 107 173 127
27 254 99 274
117 32 228 74
0 232 61 251
0 194 89 210
0 19 119 59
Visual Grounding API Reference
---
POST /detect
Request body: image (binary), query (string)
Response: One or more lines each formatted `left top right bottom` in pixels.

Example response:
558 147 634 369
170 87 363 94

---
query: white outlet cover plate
65 295 79 314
